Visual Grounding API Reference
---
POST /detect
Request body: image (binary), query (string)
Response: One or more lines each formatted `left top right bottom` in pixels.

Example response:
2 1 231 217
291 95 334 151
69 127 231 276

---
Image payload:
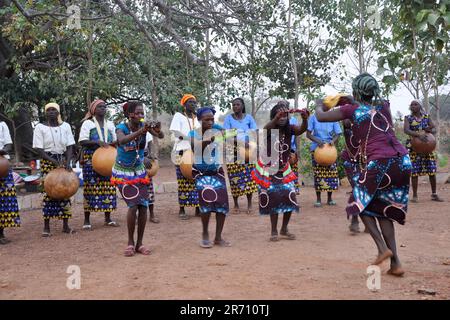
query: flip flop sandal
280 232 296 240
431 194 444 202
327 200 337 206
0 238 11 245
105 221 119 227
269 235 279 242
349 223 361 233
179 214 190 220
136 245 151 255
410 197 418 203
124 245 135 257
200 240 213 248
214 240 231 247
42 232 52 237
82 224 92 230
150 217 160 224
62 228 76 234
314 202 322 208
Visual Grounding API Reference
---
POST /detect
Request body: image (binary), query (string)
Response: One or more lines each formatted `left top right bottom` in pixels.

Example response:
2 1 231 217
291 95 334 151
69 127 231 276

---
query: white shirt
0 121 12 159
33 122 76 154
169 112 199 152
146 132 153 143
78 119 117 143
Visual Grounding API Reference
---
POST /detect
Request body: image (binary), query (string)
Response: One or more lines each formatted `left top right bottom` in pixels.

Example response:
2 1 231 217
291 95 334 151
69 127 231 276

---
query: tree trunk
12 104 35 163
358 0 365 73
287 0 299 109
433 87 440 151
204 28 211 104
149 68 159 157
86 24 94 109
423 89 430 114
250 86 256 118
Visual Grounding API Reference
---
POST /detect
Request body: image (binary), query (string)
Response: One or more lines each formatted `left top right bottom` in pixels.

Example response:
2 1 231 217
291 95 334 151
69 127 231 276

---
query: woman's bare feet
373 249 394 265
387 266 405 277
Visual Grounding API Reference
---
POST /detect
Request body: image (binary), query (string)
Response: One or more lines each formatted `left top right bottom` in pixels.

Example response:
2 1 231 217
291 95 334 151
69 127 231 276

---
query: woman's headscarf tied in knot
82 99 106 122
44 102 63 124
180 94 196 107
352 73 381 102
196 106 216 120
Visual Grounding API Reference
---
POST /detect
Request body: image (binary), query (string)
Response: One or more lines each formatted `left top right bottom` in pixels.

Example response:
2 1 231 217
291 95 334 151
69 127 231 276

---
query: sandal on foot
62 228 76 234
136 245 151 255
150 217 160 224
179 213 190 220
42 232 52 237
0 238 11 245
280 232 296 240
314 202 322 208
349 223 361 234
373 249 393 265
431 194 444 202
82 224 92 230
124 245 135 257
327 200 337 206
214 239 231 247
200 239 213 248
105 221 119 227
387 267 405 277
410 197 418 203
269 235 279 242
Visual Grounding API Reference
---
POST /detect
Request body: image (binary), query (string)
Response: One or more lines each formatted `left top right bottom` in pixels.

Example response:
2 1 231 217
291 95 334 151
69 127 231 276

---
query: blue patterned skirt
343 160 359 188
82 149 117 213
193 167 229 215
176 165 199 208
111 161 150 208
346 155 412 225
0 169 20 228
41 158 72 220
226 163 258 198
311 152 339 192
257 172 299 215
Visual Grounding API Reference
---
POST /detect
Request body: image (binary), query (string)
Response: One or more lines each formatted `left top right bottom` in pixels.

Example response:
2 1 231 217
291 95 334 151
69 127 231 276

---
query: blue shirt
223 114 257 141
289 116 299 152
307 114 342 151
188 124 224 172
116 122 147 167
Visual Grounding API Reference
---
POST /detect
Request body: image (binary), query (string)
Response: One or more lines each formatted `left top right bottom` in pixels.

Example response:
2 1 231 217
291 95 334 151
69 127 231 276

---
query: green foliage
437 153 448 168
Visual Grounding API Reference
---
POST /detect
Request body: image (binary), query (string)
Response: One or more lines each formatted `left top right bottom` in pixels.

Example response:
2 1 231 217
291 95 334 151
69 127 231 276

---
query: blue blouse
116 122 147 167
188 124 224 172
307 114 342 151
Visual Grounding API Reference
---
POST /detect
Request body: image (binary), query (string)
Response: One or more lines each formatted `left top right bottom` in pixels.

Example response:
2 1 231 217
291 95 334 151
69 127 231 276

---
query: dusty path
1 165 449 300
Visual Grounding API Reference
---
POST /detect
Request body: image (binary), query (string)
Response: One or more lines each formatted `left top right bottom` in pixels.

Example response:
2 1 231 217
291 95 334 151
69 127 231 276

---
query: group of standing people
0 73 444 275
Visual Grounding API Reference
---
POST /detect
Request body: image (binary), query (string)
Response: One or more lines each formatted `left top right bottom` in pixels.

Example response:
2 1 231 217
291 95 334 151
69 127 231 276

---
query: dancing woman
252 102 309 241
189 107 230 248
111 101 152 257
315 73 412 276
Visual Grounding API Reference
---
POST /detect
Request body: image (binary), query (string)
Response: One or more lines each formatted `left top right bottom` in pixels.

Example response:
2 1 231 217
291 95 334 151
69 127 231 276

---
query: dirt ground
1 163 449 300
